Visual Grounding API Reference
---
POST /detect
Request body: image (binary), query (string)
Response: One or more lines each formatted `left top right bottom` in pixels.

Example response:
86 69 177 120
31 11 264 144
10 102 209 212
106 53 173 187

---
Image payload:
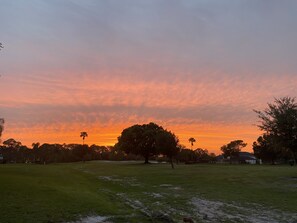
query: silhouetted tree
0 43 3 50
90 144 109 160
253 135 282 164
32 142 40 163
195 148 211 163
108 146 127 161
116 123 164 164
209 152 217 163
177 148 197 163
0 118 4 142
80 132 88 145
188 137 196 149
3 138 22 148
1 138 23 163
71 144 88 162
254 97 297 164
221 140 247 159
156 130 179 168
116 122 180 165
177 147 215 164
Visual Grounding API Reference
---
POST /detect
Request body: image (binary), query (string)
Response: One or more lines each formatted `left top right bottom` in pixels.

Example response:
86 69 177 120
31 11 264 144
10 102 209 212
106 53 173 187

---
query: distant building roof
216 152 256 161
238 152 256 161
216 155 224 161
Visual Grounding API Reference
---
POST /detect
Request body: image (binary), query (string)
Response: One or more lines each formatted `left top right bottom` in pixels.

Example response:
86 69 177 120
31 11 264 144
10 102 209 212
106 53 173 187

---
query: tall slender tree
188 137 196 149
0 118 4 143
80 132 88 145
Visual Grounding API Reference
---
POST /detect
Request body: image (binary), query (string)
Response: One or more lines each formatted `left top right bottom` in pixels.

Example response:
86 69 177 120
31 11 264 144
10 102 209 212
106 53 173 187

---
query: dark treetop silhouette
115 122 179 168
80 132 88 145
188 137 196 149
0 119 4 144
221 140 247 159
254 97 297 164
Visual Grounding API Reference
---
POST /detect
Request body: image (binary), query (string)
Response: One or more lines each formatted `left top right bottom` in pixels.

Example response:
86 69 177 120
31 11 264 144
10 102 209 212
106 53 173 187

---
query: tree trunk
271 158 275 165
170 158 174 169
291 151 296 166
144 156 149 164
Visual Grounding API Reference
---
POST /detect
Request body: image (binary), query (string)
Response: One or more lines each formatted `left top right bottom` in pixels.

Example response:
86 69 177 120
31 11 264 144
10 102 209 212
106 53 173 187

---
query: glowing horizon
2 120 261 153
1 1 297 154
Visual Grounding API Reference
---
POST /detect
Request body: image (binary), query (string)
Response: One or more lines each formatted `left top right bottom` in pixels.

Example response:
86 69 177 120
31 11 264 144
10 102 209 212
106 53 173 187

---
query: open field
0 161 296 223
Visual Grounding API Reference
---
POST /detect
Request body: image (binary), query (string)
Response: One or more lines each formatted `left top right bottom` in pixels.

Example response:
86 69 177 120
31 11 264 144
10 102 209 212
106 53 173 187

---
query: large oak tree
116 122 179 165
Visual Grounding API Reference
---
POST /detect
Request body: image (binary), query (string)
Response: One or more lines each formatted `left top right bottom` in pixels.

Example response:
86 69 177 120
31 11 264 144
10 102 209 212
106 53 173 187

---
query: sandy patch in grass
143 192 164 198
159 184 172 187
98 176 141 187
69 215 109 223
98 176 122 182
158 184 182 191
115 192 188 222
116 192 151 217
96 175 297 222
119 194 175 222
114 190 297 223
191 197 297 223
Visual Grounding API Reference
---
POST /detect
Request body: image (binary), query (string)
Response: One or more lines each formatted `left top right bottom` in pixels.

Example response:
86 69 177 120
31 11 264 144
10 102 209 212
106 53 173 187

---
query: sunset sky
1 0 297 153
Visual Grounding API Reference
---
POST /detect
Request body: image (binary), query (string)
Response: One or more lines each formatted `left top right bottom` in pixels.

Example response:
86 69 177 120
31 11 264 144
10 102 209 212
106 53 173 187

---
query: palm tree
188 137 196 149
80 132 88 145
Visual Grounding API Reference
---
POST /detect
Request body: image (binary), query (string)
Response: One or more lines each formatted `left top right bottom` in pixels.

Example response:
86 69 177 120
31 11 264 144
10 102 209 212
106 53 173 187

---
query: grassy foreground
0 161 296 223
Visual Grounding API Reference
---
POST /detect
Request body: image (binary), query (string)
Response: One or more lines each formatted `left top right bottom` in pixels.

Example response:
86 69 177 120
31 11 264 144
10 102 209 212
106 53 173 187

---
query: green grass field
0 161 296 223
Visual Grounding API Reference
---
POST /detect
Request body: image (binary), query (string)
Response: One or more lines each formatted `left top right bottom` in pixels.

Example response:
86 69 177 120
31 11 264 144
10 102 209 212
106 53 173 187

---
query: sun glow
2 119 261 154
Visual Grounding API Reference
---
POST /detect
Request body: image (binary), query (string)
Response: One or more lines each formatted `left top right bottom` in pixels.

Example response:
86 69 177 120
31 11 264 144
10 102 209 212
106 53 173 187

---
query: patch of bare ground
98 176 141 187
191 197 297 223
68 215 110 223
115 192 190 222
96 175 297 222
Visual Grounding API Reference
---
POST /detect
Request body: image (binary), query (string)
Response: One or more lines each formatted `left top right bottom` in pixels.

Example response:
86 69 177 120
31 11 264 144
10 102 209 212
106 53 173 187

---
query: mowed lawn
0 162 296 223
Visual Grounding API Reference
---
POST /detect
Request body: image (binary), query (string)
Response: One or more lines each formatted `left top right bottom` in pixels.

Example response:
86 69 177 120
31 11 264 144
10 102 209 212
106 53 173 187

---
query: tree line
0 138 143 164
0 137 216 166
1 97 297 166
